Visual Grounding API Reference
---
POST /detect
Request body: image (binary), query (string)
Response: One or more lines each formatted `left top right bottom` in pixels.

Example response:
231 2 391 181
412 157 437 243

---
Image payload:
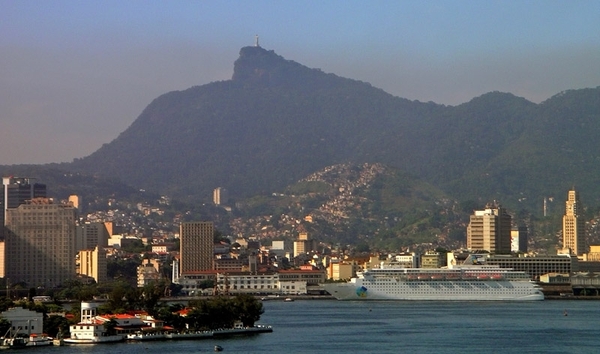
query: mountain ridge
2 46 599 214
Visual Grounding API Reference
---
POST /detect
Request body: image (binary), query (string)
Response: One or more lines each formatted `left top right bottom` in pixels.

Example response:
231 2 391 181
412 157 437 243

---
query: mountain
230 162 467 251
9 45 600 213
68 46 444 201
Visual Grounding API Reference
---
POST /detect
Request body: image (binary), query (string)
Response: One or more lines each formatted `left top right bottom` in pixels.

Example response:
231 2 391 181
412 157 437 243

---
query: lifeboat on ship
491 274 504 280
476 274 489 280
417 274 431 280
431 274 445 280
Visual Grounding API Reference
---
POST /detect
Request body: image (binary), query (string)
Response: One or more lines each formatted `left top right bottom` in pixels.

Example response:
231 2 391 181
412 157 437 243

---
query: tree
0 318 11 337
44 315 69 338
140 281 167 316
0 298 14 313
103 318 119 336
155 303 187 332
106 281 130 313
233 294 264 327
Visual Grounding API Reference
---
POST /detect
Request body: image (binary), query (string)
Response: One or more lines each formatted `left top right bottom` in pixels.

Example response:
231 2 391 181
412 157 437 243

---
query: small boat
2 337 27 349
284 297 294 302
0 333 52 348
214 344 223 351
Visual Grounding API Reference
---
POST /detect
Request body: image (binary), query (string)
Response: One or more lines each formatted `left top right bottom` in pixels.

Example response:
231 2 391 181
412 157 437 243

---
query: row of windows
366 285 534 294
227 285 278 290
229 280 275 284
11 326 34 330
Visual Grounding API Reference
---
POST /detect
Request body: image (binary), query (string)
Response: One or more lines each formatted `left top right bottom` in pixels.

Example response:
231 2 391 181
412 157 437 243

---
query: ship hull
63 335 124 344
323 280 544 301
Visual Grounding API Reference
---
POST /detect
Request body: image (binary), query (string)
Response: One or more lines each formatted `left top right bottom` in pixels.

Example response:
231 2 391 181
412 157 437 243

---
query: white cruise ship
323 255 544 301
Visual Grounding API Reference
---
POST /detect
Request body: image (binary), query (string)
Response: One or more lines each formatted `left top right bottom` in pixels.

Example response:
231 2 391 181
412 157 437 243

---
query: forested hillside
4 46 599 214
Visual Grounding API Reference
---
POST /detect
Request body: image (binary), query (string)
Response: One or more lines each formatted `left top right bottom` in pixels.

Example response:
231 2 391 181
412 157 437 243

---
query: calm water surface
18 300 600 353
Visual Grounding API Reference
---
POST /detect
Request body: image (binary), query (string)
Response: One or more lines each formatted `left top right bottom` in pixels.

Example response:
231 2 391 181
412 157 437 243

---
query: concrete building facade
76 222 109 252
511 226 528 253
467 204 512 254
180 221 214 273
77 246 107 283
486 254 577 281
4 198 76 288
1 177 46 240
0 307 44 337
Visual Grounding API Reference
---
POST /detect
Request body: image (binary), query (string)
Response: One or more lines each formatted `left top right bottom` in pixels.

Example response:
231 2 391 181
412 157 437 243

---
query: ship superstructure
323 255 544 301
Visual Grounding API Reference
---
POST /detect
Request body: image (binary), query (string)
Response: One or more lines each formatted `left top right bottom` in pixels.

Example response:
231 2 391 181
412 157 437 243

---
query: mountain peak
232 46 318 87
232 46 285 83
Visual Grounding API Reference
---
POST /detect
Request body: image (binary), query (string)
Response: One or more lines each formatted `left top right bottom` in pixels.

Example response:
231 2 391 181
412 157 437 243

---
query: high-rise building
467 204 512 254
293 232 317 257
563 189 586 256
180 221 214 273
1 177 46 237
77 246 107 284
4 198 76 288
213 187 228 206
510 226 528 253
76 222 109 252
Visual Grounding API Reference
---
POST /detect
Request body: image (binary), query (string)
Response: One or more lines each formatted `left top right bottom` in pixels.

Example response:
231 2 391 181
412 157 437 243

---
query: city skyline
2 1 600 164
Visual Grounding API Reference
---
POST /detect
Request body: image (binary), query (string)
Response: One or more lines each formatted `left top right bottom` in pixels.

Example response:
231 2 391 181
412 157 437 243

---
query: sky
2 0 600 165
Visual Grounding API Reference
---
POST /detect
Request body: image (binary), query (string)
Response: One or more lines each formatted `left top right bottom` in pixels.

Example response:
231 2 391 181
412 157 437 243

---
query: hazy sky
2 1 599 165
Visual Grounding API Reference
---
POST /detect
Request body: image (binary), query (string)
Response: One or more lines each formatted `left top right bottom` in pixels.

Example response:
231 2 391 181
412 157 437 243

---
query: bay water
23 299 600 353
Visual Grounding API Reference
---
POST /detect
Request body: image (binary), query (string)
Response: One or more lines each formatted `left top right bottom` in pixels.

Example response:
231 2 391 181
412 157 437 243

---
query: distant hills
231 163 467 251
4 46 600 214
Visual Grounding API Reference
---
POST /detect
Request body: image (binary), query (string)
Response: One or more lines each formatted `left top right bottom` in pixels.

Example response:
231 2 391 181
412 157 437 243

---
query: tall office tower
180 221 214 273
293 232 317 257
78 246 107 283
510 226 528 253
76 222 109 252
563 189 586 256
213 187 228 206
467 204 512 254
1 177 46 237
4 198 76 288
0 241 5 278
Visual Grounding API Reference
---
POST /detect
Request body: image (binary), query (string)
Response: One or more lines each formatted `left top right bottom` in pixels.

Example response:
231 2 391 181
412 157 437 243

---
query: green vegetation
2 47 600 251
286 181 332 195
3 48 596 216
187 294 264 329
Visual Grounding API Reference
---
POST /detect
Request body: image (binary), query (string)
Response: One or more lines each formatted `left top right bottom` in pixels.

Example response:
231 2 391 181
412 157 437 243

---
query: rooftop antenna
255 34 260 47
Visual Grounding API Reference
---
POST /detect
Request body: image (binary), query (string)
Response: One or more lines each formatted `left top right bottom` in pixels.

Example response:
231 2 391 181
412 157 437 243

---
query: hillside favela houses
4 176 600 308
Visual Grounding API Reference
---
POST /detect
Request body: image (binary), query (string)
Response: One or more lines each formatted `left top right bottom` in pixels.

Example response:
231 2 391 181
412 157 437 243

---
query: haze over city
2 0 599 165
